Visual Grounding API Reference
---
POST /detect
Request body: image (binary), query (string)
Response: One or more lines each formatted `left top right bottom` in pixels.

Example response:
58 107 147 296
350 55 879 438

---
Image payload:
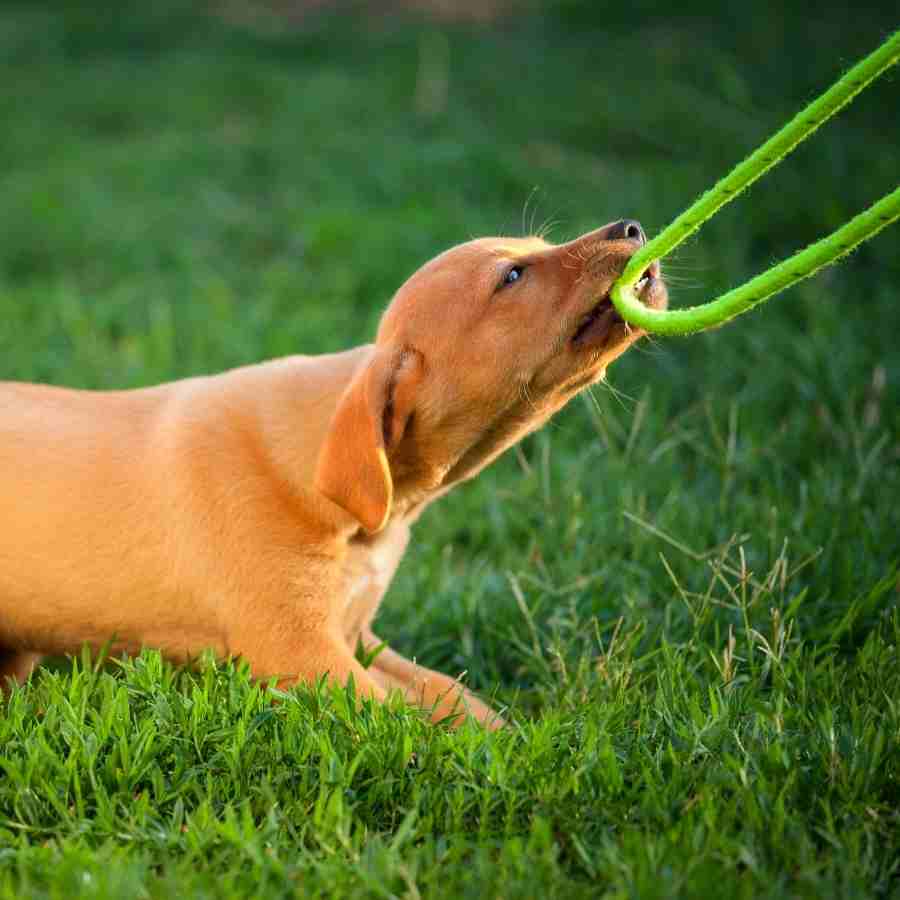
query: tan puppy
0 219 666 726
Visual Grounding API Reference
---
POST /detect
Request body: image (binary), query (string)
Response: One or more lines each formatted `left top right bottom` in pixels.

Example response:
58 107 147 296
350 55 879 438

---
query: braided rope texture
610 31 900 336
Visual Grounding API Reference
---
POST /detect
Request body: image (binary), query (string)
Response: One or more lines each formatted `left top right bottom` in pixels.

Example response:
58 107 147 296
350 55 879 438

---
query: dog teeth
635 276 649 291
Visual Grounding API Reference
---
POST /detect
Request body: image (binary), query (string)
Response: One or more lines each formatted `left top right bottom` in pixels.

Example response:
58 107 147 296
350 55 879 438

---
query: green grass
1 1 899 896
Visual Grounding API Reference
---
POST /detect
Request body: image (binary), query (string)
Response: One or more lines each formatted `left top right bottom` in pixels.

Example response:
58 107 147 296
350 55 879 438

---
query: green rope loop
610 30 900 336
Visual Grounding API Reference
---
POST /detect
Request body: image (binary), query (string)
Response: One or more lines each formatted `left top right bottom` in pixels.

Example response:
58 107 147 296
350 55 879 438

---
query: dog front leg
0 650 42 693
361 629 505 729
230 611 388 706
257 635 387 703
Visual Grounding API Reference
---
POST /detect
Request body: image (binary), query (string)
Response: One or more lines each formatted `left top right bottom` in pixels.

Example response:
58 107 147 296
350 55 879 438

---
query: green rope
610 30 900 336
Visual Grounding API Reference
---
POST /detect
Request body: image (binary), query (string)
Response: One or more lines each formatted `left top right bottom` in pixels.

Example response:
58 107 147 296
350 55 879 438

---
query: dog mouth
571 262 660 349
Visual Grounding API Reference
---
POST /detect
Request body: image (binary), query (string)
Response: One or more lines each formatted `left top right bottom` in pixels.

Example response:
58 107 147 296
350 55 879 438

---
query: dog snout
604 219 646 245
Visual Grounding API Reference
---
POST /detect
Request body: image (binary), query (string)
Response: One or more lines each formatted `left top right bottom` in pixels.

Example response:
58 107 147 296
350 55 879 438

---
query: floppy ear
314 348 423 534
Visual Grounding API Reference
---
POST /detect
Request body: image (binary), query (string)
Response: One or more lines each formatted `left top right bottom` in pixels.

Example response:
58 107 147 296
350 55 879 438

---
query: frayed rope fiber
610 30 900 336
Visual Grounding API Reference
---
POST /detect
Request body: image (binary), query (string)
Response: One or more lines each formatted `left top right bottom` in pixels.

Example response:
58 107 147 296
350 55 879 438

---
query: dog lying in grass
0 219 666 727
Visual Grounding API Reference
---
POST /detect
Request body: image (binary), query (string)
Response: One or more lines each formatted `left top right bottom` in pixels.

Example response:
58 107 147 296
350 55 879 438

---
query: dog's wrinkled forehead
377 236 551 343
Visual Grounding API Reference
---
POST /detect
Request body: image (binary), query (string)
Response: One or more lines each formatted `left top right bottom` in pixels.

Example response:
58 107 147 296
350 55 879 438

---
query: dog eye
499 265 525 289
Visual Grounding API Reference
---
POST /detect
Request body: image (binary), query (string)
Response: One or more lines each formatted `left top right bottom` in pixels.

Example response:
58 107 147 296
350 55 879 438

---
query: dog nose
607 219 646 244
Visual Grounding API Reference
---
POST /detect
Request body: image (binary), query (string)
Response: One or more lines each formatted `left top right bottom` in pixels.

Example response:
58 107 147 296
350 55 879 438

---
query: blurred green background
1 0 898 686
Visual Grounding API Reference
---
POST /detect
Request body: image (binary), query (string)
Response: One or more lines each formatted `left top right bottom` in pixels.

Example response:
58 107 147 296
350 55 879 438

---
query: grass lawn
1 1 898 896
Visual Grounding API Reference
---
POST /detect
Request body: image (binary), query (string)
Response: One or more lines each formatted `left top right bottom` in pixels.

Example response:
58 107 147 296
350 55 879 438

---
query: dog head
315 220 667 532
